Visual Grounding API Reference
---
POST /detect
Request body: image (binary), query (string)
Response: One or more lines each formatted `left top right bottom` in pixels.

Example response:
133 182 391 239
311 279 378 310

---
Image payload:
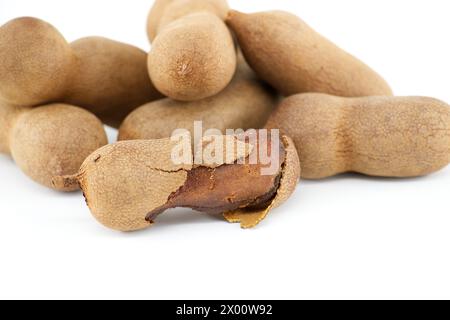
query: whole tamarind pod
0 17 162 127
0 17 74 107
147 0 236 101
265 93 450 179
0 102 107 191
74 131 300 231
65 37 163 127
226 10 393 97
119 57 277 141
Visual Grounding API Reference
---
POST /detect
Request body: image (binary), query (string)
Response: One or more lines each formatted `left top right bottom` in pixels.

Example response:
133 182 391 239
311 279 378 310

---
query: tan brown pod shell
65 37 163 127
149 12 236 101
156 0 229 32
76 131 300 232
78 139 192 231
227 10 393 97
0 17 154 191
0 104 22 154
7 104 107 191
119 58 277 141
146 0 229 43
146 0 174 42
0 17 74 107
0 17 163 127
265 93 450 179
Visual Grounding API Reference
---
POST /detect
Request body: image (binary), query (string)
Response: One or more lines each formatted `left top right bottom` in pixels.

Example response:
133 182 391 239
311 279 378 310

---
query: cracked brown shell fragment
223 136 301 229
194 134 254 168
77 132 299 232
265 93 450 179
77 139 193 231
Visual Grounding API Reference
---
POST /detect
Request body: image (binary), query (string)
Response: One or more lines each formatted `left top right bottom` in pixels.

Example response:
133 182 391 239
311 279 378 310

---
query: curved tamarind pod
266 93 450 179
227 10 393 97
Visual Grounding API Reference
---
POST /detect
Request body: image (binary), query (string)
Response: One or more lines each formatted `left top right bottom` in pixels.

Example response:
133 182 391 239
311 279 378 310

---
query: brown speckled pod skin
156 0 229 33
0 104 22 155
148 12 236 101
0 18 73 107
0 17 162 127
119 58 277 141
146 0 229 42
265 94 450 179
65 37 163 128
77 132 300 231
147 0 235 101
146 0 174 42
227 10 393 97
1 103 107 191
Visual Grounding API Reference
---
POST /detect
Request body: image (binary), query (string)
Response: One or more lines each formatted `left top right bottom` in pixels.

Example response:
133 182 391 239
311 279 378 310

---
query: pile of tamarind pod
0 17 163 191
1 0 449 232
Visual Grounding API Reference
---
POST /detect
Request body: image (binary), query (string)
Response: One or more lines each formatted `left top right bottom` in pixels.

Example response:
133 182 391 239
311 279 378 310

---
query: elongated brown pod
65 37 163 128
0 103 107 191
119 56 277 141
266 93 450 179
227 10 393 97
75 132 300 231
0 17 162 127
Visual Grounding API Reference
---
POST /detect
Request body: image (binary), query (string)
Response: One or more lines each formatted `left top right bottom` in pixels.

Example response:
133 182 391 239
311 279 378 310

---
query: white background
0 0 449 300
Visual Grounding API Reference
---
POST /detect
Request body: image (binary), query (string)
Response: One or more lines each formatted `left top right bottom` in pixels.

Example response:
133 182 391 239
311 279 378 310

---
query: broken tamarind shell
74 131 300 231
223 136 301 228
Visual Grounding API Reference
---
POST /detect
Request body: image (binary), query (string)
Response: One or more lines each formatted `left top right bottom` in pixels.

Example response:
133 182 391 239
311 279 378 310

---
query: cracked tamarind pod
147 0 236 101
0 17 163 127
73 131 300 231
265 93 450 179
226 10 392 97
0 103 107 191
